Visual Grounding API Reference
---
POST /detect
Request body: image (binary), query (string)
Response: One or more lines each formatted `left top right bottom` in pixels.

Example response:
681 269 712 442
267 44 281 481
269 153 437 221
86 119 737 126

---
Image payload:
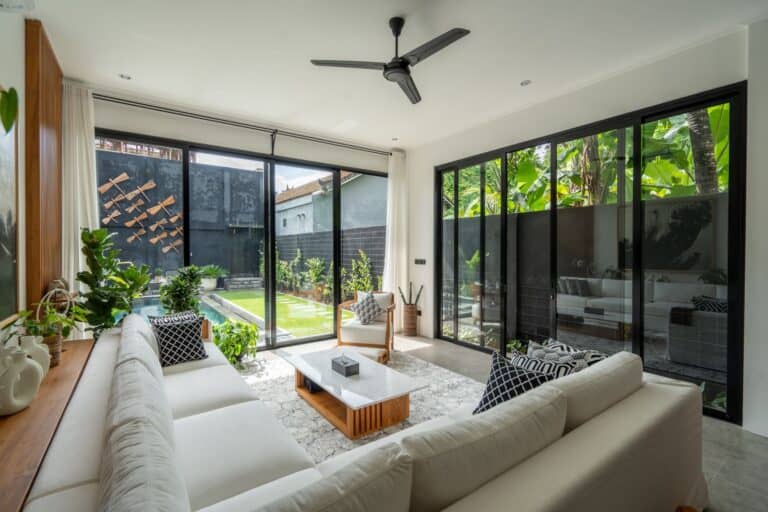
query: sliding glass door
273 164 336 343
435 83 745 422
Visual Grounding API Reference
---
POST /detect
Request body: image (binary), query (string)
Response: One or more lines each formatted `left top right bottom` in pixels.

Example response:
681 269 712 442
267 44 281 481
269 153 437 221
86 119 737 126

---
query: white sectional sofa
24 314 708 512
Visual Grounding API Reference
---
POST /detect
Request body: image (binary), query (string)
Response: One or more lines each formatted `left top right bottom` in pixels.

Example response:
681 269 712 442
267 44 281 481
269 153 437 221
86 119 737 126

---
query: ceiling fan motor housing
383 59 411 82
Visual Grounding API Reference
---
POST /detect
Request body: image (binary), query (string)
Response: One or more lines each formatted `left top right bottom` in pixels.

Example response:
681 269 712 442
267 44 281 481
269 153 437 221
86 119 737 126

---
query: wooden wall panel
25 19 62 307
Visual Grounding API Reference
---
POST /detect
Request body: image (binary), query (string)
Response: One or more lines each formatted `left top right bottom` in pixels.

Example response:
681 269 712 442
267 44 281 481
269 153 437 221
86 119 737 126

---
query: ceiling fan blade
402 28 470 66
311 60 386 70
392 74 422 104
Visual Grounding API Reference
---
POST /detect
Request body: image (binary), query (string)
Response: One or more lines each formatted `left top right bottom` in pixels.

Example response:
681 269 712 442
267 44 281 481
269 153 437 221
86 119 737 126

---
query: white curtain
62 82 99 291
382 150 408 331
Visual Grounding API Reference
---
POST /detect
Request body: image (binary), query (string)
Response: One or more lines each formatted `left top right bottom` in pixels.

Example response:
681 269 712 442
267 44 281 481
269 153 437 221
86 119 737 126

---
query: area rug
238 351 486 463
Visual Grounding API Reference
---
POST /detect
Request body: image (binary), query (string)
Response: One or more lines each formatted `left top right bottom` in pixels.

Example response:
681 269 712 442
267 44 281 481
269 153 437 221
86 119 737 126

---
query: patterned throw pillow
543 339 607 367
350 293 384 325
474 352 553 414
692 295 728 313
149 313 207 367
509 351 578 378
527 341 588 371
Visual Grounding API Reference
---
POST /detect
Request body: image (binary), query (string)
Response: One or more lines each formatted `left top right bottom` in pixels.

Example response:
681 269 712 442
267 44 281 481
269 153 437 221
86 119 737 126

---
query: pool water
131 297 228 324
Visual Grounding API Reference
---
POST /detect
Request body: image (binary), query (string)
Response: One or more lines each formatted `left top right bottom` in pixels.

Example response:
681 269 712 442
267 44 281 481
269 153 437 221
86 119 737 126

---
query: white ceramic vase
0 346 44 416
20 335 51 376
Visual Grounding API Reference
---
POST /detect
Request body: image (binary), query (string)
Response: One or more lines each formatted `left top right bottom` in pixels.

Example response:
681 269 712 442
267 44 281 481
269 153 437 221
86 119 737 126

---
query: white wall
94 98 390 173
407 26 768 436
744 19 768 438
0 12 26 310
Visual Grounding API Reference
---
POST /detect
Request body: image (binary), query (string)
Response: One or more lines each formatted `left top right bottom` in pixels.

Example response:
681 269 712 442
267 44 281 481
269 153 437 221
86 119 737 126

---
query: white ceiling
32 0 768 150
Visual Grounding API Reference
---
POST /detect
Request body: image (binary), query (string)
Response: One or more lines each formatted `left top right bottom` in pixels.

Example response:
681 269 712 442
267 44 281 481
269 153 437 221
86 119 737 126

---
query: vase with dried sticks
397 282 423 337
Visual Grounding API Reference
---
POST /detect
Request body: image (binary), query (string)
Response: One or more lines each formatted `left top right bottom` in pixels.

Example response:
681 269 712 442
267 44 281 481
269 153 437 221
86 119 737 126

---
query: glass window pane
341 171 387 301
96 136 184 311
440 171 455 339
482 159 503 350
555 128 633 356
507 145 552 350
188 150 266 344
641 102 730 413
274 164 335 341
457 164 482 346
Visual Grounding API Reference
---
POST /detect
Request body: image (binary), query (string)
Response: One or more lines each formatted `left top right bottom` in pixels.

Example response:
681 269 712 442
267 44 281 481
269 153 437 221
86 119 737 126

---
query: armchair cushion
350 293 385 325
357 292 393 322
340 319 388 346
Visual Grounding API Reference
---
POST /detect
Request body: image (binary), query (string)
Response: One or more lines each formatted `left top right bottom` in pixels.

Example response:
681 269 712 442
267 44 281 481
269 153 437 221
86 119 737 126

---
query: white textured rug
238 351 486 463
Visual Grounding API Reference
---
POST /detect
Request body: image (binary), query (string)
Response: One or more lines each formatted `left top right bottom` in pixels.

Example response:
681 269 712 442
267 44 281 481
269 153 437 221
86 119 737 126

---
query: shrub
213 320 258 364
160 266 203 314
201 264 229 279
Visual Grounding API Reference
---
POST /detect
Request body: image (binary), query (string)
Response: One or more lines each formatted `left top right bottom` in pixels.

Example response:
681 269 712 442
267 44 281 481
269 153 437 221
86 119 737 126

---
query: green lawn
217 289 353 339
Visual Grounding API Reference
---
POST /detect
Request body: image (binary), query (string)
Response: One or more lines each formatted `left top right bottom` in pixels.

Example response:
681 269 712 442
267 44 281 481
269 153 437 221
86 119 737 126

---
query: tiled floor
391 335 768 511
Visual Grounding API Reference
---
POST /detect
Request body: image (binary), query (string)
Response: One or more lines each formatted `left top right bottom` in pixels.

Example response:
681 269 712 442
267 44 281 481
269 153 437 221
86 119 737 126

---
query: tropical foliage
160 266 203 314
212 320 258 365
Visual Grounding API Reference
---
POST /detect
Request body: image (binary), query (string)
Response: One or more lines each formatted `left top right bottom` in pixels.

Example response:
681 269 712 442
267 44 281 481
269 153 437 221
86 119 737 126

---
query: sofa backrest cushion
122 313 160 356
106 359 175 445
98 418 190 512
601 278 631 298
400 385 566 512
654 282 715 303
260 444 412 512
544 351 642 432
117 330 164 383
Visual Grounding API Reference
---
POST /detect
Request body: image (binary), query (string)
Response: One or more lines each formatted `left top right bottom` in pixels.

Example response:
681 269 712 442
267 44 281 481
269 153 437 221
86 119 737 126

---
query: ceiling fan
311 17 469 104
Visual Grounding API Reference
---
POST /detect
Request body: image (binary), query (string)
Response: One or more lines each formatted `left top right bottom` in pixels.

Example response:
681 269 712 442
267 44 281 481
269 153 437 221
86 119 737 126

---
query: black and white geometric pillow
527 341 588 371
150 314 207 367
509 351 578 378
692 295 728 313
473 352 553 414
148 310 198 325
350 293 384 325
543 339 607 367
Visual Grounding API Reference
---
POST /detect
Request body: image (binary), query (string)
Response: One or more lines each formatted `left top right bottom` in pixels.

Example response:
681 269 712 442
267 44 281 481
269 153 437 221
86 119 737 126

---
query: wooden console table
0 339 95 512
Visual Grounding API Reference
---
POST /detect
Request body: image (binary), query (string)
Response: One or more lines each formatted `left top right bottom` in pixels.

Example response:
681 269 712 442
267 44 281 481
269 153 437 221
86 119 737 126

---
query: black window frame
95 127 387 350
434 81 747 423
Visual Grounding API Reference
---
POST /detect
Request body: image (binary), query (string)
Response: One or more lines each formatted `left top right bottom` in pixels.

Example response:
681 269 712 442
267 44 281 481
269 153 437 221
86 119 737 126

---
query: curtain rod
92 93 392 157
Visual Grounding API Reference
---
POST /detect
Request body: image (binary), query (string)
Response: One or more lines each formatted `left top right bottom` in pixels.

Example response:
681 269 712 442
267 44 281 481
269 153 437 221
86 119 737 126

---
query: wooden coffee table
279 348 427 439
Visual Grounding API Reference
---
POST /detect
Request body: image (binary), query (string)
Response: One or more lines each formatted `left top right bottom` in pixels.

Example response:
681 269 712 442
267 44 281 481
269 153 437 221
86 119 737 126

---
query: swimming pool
131 296 228 324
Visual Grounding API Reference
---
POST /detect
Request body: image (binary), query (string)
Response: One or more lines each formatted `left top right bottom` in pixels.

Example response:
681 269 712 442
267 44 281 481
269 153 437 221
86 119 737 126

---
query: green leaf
0 87 19 133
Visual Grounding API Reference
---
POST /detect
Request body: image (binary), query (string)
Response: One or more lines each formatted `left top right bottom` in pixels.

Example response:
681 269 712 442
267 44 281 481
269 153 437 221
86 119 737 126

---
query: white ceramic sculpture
20 335 50 376
0 346 44 416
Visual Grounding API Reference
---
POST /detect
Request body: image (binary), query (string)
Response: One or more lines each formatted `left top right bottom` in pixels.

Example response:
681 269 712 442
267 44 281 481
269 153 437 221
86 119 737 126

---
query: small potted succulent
200 265 228 292
212 320 258 365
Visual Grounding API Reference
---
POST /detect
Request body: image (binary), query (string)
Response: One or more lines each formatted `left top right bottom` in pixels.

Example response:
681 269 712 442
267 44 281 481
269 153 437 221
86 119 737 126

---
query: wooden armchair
337 291 395 364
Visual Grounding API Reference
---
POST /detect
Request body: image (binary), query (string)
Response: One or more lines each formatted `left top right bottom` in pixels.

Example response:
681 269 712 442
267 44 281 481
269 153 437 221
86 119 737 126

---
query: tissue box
332 355 359 377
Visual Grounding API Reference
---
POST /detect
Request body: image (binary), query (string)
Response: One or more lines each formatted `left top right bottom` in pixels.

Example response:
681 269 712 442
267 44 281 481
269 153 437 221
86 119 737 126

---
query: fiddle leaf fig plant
160 266 203 314
76 228 151 339
0 86 19 133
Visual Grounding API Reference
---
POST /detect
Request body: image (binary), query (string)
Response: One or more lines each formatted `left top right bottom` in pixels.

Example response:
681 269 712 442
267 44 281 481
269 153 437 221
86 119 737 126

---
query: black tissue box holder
332 355 359 377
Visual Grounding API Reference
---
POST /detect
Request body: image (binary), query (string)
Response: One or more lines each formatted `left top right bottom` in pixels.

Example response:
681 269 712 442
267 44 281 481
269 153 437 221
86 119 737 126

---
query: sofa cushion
601 278 631 298
527 341 588 371
24 482 99 512
151 313 208 367
174 400 315 510
543 340 607 367
122 313 160 356
357 291 392 322
198 469 324 512
340 319 387 345
544 351 642 432
117 331 164 383
556 293 588 310
509 351 578 378
164 364 257 419
644 300 692 318
585 296 631 314
350 292 385 325
260 444 412 512
401 385 566 512
98 418 190 512
27 334 120 501
474 352 554 414
162 341 230 376
107 359 175 445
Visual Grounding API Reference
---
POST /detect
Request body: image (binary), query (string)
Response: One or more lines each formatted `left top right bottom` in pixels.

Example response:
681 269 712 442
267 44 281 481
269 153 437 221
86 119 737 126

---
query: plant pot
403 304 418 337
312 284 325 303
43 334 63 368
201 278 217 291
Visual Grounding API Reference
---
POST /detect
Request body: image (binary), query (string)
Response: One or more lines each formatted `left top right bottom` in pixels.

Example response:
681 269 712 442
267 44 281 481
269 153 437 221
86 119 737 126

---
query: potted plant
305 257 327 302
153 267 166 284
212 320 258 365
200 265 228 291
22 303 79 367
160 266 211 337
76 228 150 339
